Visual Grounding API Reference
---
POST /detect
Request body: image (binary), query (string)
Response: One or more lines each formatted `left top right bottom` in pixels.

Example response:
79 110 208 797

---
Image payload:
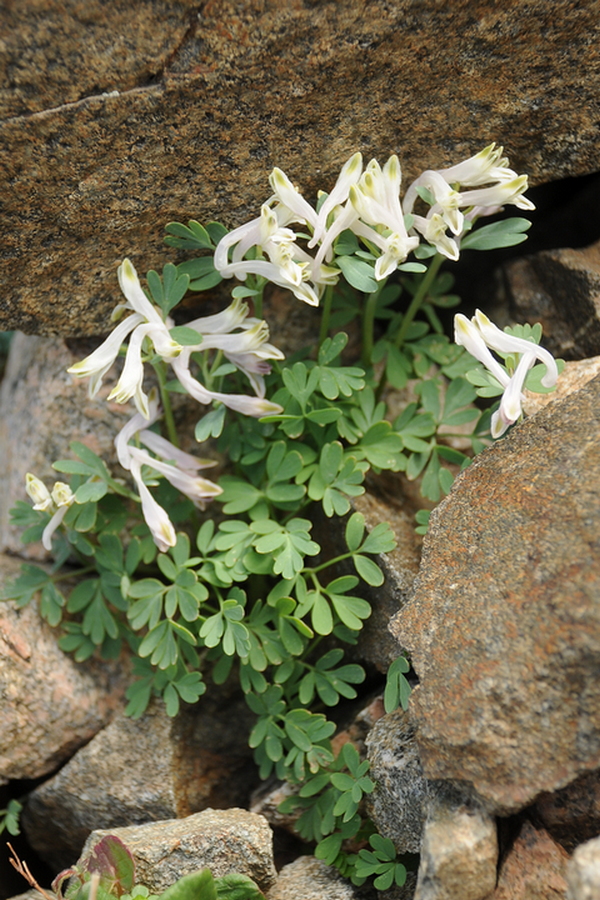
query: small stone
21 692 256 869
487 819 568 900
566 835 600 900
79 808 277 894
413 794 497 900
266 855 374 900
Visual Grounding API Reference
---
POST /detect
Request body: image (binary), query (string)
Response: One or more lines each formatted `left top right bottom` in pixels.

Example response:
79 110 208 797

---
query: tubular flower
214 204 325 306
26 474 76 550
348 156 420 279
114 394 221 550
68 258 183 419
455 310 558 438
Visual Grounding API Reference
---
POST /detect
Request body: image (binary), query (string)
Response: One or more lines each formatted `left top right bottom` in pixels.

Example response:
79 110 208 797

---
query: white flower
455 310 558 438
114 395 221 550
404 169 464 235
68 259 183 418
410 212 460 261
269 151 363 247
129 455 177 552
214 204 325 306
26 474 76 549
348 156 420 279
26 473 53 511
170 350 284 417
436 143 518 187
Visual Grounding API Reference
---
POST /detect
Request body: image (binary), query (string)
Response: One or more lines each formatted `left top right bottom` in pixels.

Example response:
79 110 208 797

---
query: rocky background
2 1 600 899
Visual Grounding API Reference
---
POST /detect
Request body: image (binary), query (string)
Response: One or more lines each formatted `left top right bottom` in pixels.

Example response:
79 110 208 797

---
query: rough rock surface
21 692 257 870
266 855 375 900
2 0 600 335
503 238 600 359
365 707 432 855
391 373 600 814
414 793 498 900
79 809 277 893
485 820 568 900
533 769 600 853
0 557 126 784
523 356 600 417
566 834 600 900
0 333 133 557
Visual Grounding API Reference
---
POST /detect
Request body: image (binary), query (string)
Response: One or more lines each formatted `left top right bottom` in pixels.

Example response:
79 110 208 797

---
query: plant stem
393 253 444 350
361 282 385 368
154 360 179 448
375 253 445 400
318 285 335 348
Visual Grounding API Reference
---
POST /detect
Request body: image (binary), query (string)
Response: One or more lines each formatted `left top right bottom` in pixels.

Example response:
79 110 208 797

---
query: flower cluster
454 310 559 437
67 258 284 422
66 258 285 551
213 143 534 302
25 474 75 550
114 392 222 552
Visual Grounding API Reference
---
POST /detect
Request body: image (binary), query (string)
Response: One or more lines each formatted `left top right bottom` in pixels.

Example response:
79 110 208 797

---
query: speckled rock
414 793 498 900
391 373 600 814
266 855 375 900
0 557 126 785
485 820 568 900
79 809 277 893
364 708 430 855
2 0 600 335
21 692 257 870
502 238 600 359
523 355 600 417
566 835 600 900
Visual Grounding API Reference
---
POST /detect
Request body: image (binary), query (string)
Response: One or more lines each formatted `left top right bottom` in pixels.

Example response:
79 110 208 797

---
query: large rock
391 373 600 814
2 0 600 335
0 556 126 784
79 809 277 893
21 692 257 870
566 835 600 900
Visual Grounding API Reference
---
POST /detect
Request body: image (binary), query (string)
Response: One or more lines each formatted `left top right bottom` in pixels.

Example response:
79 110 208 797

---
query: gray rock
502 238 600 359
21 692 256 869
0 333 133 557
0 562 126 784
2 1 600 335
364 708 429 855
79 808 277 893
266 855 375 900
567 835 600 900
414 795 497 900
391 373 600 814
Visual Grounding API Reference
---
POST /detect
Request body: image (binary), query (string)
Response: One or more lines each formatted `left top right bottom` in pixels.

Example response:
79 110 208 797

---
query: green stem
154 360 179 448
361 282 385 368
305 551 355 576
318 284 335 348
393 253 444 350
375 252 445 400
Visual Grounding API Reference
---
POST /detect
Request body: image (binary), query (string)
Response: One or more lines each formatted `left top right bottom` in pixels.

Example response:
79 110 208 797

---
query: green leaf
164 219 217 250
195 406 227 441
156 869 217 900
337 256 378 293
352 554 384 586
169 326 202 346
385 655 412 712
214 872 265 900
460 216 531 251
